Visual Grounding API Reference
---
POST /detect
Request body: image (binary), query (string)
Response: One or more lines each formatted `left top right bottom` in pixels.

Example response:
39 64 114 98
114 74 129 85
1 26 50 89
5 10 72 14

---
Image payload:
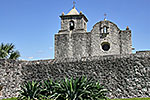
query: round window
101 42 110 51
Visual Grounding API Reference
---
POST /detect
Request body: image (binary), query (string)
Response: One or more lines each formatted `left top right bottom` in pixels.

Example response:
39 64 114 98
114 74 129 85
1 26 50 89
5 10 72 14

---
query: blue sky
0 0 150 60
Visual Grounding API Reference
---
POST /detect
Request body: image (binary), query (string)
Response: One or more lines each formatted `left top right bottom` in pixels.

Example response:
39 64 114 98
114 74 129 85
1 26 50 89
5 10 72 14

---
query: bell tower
58 7 88 34
55 6 89 59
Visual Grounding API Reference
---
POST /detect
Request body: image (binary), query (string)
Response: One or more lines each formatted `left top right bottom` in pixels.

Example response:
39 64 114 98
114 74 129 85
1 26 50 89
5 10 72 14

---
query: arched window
100 26 108 34
103 26 107 33
70 20 74 30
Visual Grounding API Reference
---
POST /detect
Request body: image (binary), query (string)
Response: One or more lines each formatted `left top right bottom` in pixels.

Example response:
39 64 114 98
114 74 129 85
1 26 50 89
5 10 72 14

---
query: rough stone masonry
1 52 150 99
55 7 132 59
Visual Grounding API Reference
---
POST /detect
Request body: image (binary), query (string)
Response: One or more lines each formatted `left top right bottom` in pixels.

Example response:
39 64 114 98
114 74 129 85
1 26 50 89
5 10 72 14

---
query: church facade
55 7 132 59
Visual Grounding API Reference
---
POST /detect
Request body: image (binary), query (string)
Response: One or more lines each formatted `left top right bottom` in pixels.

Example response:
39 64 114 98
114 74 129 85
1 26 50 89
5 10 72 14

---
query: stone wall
0 52 150 99
120 30 132 54
55 20 132 60
55 32 91 59
91 21 121 56
59 15 87 34
0 59 23 99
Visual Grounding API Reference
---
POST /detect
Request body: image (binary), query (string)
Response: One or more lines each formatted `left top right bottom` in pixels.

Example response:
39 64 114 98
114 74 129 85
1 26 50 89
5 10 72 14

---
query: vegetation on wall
0 43 20 59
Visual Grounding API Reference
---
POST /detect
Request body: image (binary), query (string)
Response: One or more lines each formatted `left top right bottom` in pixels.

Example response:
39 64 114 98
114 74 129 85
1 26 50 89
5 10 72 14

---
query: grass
2 97 150 100
110 98 150 100
2 97 17 100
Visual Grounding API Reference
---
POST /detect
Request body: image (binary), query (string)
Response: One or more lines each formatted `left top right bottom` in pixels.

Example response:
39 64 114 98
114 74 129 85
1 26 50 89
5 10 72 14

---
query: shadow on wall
0 85 3 97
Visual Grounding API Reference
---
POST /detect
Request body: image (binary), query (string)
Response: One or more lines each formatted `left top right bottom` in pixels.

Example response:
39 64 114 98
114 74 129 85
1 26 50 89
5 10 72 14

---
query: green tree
0 43 20 59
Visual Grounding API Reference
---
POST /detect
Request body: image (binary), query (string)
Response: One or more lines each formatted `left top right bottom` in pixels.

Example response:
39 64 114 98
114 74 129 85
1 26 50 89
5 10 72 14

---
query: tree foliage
0 43 20 59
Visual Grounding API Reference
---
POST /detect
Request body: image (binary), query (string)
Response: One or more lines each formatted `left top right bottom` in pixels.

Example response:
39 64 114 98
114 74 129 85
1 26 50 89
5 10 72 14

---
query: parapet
136 51 150 56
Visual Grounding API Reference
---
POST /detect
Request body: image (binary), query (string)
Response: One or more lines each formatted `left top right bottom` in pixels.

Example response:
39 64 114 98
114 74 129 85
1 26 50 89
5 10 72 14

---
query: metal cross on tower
104 13 107 21
73 0 76 8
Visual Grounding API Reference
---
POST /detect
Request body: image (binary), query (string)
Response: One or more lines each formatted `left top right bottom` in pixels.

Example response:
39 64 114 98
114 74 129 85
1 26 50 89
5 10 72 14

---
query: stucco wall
0 52 150 99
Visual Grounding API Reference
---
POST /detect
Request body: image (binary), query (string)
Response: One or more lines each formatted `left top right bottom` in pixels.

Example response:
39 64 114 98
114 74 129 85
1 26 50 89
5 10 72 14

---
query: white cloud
37 50 44 53
49 47 53 50
28 57 33 59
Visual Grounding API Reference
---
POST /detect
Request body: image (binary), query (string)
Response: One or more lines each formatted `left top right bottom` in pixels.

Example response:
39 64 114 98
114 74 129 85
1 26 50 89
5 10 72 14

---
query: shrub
51 76 108 100
18 81 42 100
18 77 108 100
40 79 56 99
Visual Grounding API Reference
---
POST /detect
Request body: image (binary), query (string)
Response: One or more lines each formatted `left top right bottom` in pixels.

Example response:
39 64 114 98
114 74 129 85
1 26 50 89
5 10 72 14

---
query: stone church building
55 7 132 59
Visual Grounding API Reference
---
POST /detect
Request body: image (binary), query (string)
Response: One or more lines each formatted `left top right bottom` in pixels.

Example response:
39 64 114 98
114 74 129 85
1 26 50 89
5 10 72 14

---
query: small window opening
103 26 107 33
70 21 74 30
